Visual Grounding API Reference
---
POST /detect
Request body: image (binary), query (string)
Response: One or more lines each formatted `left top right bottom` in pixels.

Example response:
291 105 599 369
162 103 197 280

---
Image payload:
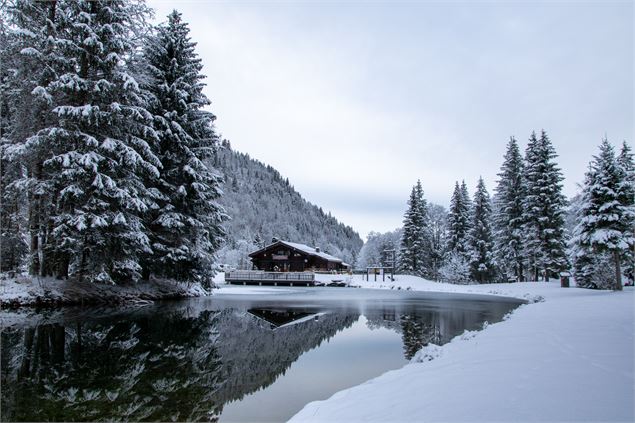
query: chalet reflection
249 239 350 272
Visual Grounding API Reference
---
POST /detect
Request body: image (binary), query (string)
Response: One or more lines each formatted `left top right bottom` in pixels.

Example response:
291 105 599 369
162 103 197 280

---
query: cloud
149 1 633 239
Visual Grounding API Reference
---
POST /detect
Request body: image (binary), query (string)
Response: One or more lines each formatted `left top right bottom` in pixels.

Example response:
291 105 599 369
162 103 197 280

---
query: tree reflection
1 307 356 422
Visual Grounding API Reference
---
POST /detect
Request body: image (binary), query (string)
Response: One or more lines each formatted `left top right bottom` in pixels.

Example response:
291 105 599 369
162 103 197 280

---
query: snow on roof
250 240 343 263
280 241 343 263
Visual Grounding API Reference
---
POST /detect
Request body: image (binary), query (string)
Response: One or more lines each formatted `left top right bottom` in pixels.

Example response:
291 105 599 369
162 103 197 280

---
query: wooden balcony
224 271 316 286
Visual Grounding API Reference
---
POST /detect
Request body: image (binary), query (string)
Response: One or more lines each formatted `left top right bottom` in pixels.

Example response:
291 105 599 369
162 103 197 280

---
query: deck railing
225 271 315 283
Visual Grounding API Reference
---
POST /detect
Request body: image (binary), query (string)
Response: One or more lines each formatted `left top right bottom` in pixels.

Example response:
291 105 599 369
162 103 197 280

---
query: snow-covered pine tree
399 180 430 276
447 181 470 254
438 251 471 284
493 137 526 281
3 0 72 276
617 142 635 283
572 139 635 290
40 0 162 283
428 203 448 280
143 10 226 286
0 9 29 272
460 180 471 211
522 130 568 281
467 177 495 282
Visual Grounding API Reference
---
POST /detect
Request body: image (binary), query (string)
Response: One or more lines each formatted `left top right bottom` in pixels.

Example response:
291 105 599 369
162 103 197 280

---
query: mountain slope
212 145 363 268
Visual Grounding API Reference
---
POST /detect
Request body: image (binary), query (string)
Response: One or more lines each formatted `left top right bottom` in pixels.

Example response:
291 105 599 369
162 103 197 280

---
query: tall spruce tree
399 180 429 276
522 130 568 280
493 137 526 281
447 181 470 253
143 10 225 285
4 0 71 276
617 142 635 283
572 139 635 290
38 0 161 283
467 177 495 282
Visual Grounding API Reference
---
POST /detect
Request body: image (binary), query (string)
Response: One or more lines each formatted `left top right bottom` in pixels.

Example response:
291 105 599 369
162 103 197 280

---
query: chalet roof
249 240 343 263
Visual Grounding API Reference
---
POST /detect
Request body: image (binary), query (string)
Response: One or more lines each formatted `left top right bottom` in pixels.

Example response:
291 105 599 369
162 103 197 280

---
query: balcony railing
225 271 315 283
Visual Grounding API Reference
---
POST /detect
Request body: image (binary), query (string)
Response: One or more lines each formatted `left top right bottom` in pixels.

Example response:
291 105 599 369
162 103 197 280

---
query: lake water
1 287 523 422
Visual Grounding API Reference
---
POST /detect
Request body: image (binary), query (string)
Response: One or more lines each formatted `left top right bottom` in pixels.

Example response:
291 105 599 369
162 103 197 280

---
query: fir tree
143 10 226 285
467 177 495 282
399 180 430 276
41 0 161 283
438 251 471 284
493 137 526 281
572 139 635 290
4 0 70 276
522 130 568 281
447 181 470 254
617 141 635 283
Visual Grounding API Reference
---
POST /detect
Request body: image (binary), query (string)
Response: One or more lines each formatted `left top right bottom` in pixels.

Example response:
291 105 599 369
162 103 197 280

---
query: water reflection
1 290 521 422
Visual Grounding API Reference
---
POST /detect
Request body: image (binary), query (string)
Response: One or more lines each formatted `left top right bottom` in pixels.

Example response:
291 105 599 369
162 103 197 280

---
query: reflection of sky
219 315 405 423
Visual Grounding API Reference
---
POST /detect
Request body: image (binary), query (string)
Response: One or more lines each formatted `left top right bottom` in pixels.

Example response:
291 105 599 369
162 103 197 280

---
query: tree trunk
28 169 40 276
613 250 623 291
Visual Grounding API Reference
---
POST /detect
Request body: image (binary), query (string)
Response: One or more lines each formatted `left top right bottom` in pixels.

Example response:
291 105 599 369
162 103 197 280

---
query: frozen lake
1 287 523 422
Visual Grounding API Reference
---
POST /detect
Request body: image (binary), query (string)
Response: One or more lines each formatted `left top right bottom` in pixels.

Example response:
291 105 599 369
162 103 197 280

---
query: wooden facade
249 240 350 272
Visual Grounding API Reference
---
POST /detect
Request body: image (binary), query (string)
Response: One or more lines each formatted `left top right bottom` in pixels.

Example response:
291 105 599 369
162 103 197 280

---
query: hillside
211 145 363 269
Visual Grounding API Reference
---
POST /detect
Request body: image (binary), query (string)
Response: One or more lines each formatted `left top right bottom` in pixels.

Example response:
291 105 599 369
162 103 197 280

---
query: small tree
439 251 471 284
399 180 430 276
467 177 495 282
447 181 470 254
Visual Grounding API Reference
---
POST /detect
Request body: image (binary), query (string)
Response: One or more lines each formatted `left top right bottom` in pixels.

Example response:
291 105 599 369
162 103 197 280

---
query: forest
1 1 632 293
359 133 634 290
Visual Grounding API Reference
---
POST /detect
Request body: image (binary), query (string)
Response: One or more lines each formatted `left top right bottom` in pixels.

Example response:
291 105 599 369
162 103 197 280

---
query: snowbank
0 275 209 308
290 276 634 422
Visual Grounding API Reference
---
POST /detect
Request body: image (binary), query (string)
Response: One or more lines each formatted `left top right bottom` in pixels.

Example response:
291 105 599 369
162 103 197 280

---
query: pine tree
428 204 448 280
447 181 470 254
522 130 568 281
467 177 495 282
4 0 70 276
399 180 430 276
438 251 471 284
40 0 161 283
617 142 635 283
0 10 29 273
143 10 226 286
572 139 635 290
493 137 526 281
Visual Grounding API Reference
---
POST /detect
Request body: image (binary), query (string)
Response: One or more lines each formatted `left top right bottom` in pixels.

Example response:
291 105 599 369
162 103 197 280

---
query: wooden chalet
249 239 350 272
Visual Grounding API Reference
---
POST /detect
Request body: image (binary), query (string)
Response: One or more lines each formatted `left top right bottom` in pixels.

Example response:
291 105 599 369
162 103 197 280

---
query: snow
290 276 634 422
279 240 344 263
0 274 209 307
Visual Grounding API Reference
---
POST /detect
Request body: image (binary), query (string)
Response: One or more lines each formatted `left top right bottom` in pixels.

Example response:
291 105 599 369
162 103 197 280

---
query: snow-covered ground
0 274 208 307
288 275 634 422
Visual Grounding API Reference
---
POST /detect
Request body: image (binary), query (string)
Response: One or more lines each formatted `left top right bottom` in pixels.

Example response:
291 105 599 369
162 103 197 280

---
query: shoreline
0 275 210 309
289 276 634 422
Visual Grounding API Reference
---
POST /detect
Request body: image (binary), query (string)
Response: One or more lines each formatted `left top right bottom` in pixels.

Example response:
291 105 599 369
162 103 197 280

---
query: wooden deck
224 271 316 286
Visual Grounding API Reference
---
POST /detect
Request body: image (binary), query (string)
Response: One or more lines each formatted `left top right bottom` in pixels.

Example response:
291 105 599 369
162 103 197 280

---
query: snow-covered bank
0 275 209 308
290 276 634 422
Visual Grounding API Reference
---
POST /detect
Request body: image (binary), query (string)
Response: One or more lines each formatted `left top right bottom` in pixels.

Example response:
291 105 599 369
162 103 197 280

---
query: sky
148 0 633 240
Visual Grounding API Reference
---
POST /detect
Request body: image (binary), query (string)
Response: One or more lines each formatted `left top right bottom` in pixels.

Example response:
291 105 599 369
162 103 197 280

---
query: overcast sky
148 0 632 240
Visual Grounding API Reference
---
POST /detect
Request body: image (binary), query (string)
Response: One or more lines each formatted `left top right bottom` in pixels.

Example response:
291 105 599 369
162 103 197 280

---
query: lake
1 287 523 422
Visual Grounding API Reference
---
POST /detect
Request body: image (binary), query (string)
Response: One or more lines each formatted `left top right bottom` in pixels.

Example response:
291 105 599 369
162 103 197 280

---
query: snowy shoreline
289 275 634 422
0 275 209 309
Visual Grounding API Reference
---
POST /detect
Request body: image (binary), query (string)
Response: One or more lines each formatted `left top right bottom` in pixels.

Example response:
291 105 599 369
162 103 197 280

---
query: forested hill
211 145 363 268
